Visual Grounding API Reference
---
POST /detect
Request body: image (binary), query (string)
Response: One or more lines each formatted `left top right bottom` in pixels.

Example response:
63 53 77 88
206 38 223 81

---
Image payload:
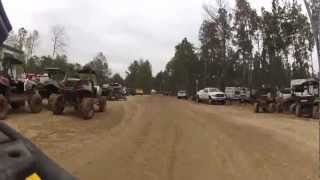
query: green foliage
111 73 124 84
164 38 200 94
158 0 315 94
86 52 111 84
25 55 80 77
125 59 153 92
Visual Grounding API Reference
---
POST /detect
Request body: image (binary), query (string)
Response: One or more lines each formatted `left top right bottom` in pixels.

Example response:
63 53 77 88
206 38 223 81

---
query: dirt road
4 96 319 180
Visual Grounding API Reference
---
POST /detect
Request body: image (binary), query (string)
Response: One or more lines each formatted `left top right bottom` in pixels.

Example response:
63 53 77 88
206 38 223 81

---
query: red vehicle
0 54 42 120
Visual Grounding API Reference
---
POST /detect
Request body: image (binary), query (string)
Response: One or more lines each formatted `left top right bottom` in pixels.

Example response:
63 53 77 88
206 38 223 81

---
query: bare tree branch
26 30 40 59
51 25 67 57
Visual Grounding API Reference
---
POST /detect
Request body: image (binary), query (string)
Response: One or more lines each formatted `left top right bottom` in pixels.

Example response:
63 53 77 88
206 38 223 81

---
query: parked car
196 87 226 104
177 90 188 99
151 89 157 95
136 89 144 95
127 88 136 96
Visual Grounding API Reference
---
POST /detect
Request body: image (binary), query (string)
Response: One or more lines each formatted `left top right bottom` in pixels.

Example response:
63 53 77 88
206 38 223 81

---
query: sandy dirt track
4 95 319 180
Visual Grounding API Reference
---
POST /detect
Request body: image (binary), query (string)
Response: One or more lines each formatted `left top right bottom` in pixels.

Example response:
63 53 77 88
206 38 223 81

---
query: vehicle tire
48 93 58 110
98 96 107 112
275 103 282 113
196 96 200 103
312 105 319 119
208 97 213 105
222 101 226 105
295 103 302 117
29 93 42 113
11 102 24 109
0 95 9 120
50 94 64 115
80 98 95 120
254 103 259 113
268 103 276 113
289 103 296 114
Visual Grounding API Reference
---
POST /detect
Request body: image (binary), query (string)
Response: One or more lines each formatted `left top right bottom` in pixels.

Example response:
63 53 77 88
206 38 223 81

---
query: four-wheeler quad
0 54 42 120
102 83 127 101
290 79 319 118
253 87 277 113
274 88 297 113
38 68 66 100
49 67 107 120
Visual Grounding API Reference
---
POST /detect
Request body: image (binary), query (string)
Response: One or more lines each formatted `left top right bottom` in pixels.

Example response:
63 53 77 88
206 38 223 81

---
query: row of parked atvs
0 55 114 120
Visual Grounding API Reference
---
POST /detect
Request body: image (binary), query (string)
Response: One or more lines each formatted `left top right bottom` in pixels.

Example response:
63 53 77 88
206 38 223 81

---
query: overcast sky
3 0 316 76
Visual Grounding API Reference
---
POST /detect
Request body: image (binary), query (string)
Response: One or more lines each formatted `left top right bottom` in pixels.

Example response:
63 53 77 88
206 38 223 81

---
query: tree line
3 0 319 94
152 0 317 95
5 25 114 84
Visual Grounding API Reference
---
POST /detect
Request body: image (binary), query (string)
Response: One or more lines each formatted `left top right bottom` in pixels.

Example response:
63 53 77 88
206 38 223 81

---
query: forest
5 0 319 94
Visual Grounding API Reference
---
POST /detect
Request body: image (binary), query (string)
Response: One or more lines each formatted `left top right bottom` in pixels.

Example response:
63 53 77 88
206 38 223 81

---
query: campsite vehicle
136 89 144 95
253 87 277 113
290 79 319 118
49 67 107 120
151 89 157 95
126 88 136 96
0 54 42 119
102 83 127 100
177 90 188 99
38 68 66 100
274 88 297 113
196 87 226 104
225 87 250 102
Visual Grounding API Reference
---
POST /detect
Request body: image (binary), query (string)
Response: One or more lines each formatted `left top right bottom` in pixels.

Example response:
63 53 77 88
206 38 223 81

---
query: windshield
79 73 97 85
48 71 65 81
208 88 219 92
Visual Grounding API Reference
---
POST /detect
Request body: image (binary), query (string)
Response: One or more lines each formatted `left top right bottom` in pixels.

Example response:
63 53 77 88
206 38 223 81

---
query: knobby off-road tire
275 103 282 113
254 102 260 113
98 96 107 112
312 105 320 119
0 95 9 120
48 93 58 110
196 96 200 104
289 103 296 114
80 98 95 120
50 94 64 115
208 97 213 105
268 103 276 113
29 93 42 113
295 103 302 117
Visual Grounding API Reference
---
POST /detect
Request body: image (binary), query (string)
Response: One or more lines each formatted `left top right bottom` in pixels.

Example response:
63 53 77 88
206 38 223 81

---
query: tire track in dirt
177 98 318 180
3 95 318 180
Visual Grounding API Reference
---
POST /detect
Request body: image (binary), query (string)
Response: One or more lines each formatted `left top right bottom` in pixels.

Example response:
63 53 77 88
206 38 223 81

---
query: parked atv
102 83 126 101
253 87 277 113
49 67 107 120
274 88 297 113
38 68 66 100
290 79 319 118
0 54 42 120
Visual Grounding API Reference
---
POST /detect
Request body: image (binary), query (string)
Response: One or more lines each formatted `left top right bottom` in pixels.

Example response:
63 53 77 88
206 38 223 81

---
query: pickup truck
177 90 188 99
196 87 226 104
